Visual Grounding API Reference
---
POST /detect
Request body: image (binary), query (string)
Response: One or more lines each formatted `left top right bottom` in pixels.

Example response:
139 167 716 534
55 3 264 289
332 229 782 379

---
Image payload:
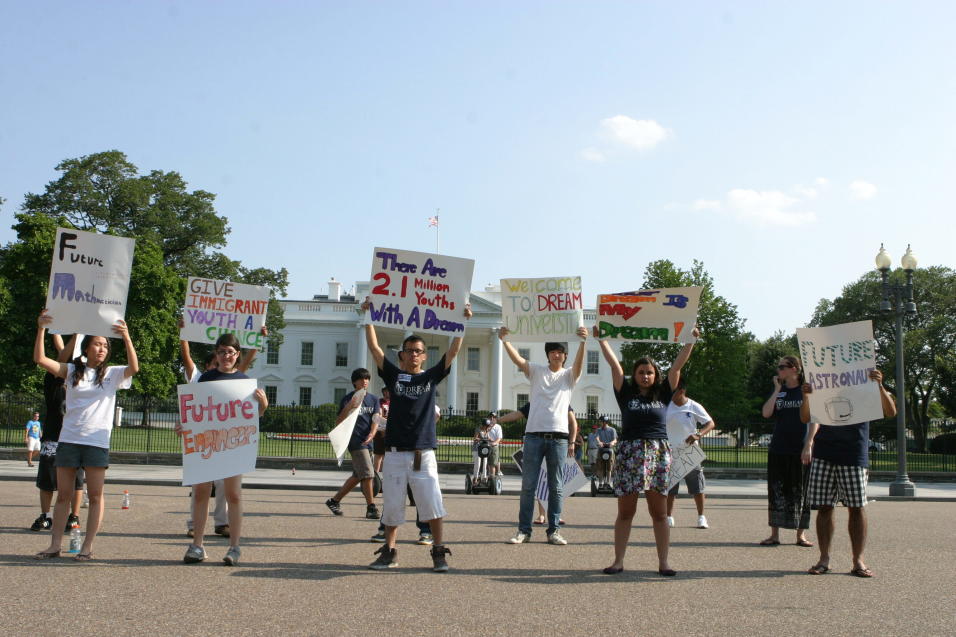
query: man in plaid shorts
801 369 896 578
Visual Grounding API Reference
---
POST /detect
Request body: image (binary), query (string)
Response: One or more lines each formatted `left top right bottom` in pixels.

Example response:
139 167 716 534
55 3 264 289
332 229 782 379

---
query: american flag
427 215 439 227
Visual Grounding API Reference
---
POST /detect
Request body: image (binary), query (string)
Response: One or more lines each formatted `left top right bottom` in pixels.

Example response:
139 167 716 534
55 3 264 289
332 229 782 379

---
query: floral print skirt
612 439 671 496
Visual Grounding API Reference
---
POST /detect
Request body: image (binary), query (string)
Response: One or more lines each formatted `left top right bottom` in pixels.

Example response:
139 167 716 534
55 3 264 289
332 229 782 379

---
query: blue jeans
518 435 567 536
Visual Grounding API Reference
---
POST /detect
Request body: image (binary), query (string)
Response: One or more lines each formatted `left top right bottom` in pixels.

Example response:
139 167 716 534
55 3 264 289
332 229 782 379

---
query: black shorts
372 430 386 456
36 449 86 492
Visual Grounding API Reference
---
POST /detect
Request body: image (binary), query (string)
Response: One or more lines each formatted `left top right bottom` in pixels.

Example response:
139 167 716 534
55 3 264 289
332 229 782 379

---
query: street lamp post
875 244 917 497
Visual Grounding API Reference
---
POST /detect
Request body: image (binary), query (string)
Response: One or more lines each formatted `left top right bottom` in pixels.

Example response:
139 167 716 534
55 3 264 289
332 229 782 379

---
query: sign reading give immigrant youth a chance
500 276 583 342
45 228 135 337
796 320 883 426
366 247 475 336
596 287 701 344
178 379 260 486
180 277 270 350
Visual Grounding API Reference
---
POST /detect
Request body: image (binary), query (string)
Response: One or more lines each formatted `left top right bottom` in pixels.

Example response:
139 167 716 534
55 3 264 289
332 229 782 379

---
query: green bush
929 433 956 455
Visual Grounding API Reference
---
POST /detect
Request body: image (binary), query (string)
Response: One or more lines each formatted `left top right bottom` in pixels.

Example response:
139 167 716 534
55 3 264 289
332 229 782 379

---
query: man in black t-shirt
361 298 471 573
801 369 896 578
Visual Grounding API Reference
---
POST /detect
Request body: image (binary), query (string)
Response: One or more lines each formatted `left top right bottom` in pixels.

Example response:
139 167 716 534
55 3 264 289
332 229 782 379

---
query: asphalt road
1 480 952 637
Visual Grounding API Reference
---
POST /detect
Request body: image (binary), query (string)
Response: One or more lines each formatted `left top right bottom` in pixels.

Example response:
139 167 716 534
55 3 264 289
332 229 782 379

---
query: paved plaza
1 473 953 637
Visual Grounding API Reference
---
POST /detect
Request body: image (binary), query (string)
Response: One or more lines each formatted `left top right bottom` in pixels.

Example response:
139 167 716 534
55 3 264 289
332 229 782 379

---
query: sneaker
416 533 434 546
66 514 80 532
507 531 530 544
370 530 386 543
183 544 207 563
223 546 241 566
369 546 397 570
214 525 230 537
325 498 343 516
666 516 675 528
30 514 52 532
697 515 709 529
365 504 380 520
430 545 451 572
547 531 568 546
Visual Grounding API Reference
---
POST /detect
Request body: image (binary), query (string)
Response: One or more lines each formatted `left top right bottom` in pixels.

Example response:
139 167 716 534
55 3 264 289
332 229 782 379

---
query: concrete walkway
2 459 954 500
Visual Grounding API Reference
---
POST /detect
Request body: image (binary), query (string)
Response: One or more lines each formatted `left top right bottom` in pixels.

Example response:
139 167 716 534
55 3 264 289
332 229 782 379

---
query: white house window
516 393 529 409
518 347 531 362
467 347 480 372
586 395 599 416
587 350 600 375
333 387 347 404
264 385 278 405
335 342 348 368
299 386 312 407
266 340 279 365
300 341 314 366
466 392 479 414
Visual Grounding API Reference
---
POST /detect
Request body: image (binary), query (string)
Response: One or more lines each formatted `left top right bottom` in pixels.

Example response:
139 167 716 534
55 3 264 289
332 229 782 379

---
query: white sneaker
697 515 709 529
547 531 568 546
666 516 675 528
507 531 530 544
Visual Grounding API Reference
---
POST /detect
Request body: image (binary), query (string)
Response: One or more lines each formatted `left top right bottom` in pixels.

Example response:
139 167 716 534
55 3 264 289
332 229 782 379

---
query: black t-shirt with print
615 380 672 440
378 356 449 450
769 384 808 456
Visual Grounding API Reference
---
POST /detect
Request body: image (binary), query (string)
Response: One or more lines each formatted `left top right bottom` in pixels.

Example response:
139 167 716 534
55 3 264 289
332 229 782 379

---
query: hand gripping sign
596 287 702 344
367 247 475 335
45 228 135 337
181 277 270 350
500 276 584 342
178 379 260 485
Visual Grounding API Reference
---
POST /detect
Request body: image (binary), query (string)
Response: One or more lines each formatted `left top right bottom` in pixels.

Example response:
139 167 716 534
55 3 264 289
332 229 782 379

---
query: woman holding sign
179 333 268 566
759 356 816 547
596 325 698 576
33 310 139 561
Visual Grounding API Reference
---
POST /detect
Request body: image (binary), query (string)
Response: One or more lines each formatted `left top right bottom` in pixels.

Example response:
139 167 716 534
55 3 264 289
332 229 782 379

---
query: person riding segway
467 419 501 494
590 416 617 496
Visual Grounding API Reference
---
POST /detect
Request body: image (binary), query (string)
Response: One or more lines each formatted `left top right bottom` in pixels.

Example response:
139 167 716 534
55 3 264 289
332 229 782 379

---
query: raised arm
498 327 530 376
667 326 699 389
57 334 78 364
872 369 897 419
179 319 197 381
113 320 139 379
762 375 783 419
570 326 588 381
360 298 386 370
443 304 473 370
237 325 267 373
34 311 67 378
594 326 624 391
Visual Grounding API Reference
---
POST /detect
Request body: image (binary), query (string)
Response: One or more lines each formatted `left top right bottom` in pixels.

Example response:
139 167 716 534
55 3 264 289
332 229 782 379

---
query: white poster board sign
596 287 702 343
45 228 135 337
797 320 882 426
178 379 260 486
500 276 584 342
512 449 588 502
327 390 365 466
667 444 707 488
367 247 475 336
180 277 270 350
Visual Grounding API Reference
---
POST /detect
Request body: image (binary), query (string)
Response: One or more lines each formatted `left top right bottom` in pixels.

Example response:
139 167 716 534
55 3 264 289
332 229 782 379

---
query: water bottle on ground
122 490 130 510
68 527 82 554
81 489 89 508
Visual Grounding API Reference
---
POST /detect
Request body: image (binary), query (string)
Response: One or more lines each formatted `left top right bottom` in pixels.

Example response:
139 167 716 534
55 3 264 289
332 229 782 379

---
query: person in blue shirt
25 411 42 467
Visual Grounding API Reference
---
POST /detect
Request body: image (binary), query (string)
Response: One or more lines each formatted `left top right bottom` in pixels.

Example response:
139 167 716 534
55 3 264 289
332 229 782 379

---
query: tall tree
809 266 956 451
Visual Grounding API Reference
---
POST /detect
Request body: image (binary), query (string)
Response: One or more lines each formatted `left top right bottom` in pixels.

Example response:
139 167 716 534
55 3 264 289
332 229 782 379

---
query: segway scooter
590 446 615 496
466 440 502 495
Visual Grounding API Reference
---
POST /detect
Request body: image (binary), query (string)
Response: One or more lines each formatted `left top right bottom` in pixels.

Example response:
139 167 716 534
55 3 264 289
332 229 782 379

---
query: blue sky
2 1 953 339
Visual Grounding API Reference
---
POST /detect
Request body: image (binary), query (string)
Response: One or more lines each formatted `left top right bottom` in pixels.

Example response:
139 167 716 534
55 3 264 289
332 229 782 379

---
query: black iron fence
2 393 954 473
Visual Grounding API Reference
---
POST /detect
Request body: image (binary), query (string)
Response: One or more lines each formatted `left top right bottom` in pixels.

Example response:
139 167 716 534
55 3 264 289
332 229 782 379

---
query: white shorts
381 449 445 526
27 438 41 452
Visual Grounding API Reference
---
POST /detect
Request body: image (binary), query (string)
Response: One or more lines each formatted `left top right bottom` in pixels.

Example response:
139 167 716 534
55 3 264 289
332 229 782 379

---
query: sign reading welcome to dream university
367 247 475 336
595 287 702 344
45 228 135 337
180 277 270 350
500 276 583 342
178 379 260 486
796 320 883 426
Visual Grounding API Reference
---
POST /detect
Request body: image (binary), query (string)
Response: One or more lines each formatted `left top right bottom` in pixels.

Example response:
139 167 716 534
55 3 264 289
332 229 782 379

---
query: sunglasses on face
777 364 793 370
403 348 425 356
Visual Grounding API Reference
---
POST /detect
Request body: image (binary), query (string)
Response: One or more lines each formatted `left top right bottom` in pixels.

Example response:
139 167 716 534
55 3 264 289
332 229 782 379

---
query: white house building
251 279 622 416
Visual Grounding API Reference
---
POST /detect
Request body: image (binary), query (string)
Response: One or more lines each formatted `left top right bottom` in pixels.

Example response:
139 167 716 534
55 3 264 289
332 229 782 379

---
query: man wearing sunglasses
360 298 472 572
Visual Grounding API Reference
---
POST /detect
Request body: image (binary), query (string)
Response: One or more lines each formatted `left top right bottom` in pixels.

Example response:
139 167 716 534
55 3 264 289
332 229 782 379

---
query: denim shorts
54 442 110 468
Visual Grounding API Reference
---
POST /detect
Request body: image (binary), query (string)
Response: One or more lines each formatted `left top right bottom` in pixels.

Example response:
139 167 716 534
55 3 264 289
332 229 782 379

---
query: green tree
619 260 753 432
809 266 956 451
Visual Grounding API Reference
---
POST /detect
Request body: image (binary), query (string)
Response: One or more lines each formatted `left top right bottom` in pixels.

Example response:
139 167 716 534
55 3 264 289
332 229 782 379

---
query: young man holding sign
361 299 472 572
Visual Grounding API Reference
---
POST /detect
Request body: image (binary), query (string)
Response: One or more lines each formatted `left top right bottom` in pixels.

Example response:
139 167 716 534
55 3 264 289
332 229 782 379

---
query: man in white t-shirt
664 379 715 529
486 413 503 478
499 326 587 546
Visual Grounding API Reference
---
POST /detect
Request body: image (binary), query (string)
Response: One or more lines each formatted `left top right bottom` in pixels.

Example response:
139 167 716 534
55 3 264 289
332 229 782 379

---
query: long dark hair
780 355 805 386
71 335 111 388
631 356 667 400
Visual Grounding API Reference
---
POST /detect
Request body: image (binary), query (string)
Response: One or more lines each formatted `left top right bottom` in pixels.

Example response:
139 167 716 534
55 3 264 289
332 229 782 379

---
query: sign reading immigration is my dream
45 228 135 337
178 379 260 486
596 287 701 344
796 320 883 426
500 276 583 342
180 277 270 350
366 247 475 336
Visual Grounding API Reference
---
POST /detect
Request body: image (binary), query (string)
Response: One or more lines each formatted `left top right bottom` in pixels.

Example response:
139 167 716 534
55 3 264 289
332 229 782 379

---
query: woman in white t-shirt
33 310 139 561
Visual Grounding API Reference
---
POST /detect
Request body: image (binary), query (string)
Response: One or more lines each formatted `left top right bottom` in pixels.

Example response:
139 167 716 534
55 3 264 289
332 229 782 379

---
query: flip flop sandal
73 552 94 562
796 539 815 547
34 550 61 560
808 564 831 575
759 538 781 546
850 567 874 578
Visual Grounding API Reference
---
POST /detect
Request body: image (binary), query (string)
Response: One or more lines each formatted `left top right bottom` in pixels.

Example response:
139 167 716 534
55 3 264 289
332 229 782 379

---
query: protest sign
328 390 365 466
595 287 702 344
797 321 882 426
367 247 475 336
45 228 135 337
181 277 270 350
668 444 707 488
500 276 583 342
512 449 588 501
177 379 260 485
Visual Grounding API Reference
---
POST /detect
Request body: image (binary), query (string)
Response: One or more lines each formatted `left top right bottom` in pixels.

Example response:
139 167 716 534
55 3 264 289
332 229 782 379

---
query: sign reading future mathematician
178 379 260 486
45 227 136 337
180 277 270 350
366 247 475 336
796 320 883 426
596 286 701 344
